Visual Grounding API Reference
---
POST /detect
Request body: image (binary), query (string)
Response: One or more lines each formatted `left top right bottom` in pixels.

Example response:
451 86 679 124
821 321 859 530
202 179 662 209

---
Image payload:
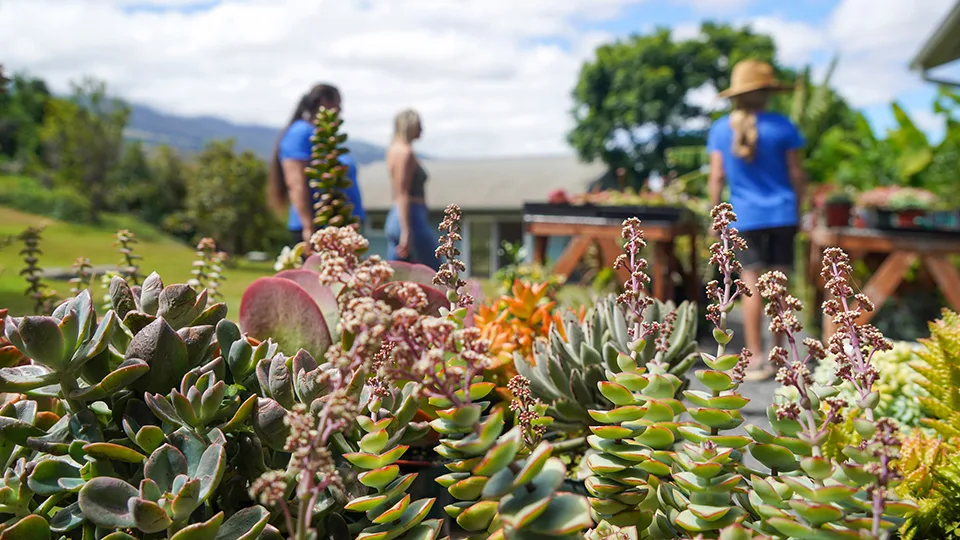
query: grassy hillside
0 206 274 317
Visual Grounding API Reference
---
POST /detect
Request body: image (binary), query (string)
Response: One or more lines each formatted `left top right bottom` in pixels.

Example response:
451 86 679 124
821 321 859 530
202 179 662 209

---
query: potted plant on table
883 187 937 229
824 187 855 228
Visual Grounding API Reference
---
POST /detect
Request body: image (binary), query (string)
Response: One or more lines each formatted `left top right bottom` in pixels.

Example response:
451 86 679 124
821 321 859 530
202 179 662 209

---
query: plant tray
523 202 689 223
868 209 960 233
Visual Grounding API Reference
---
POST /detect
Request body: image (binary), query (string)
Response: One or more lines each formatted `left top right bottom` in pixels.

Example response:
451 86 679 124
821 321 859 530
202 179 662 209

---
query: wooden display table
809 227 960 340
524 213 701 302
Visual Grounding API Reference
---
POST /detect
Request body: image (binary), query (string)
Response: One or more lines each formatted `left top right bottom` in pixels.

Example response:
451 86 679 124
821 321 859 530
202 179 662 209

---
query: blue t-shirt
278 119 366 231
706 112 804 232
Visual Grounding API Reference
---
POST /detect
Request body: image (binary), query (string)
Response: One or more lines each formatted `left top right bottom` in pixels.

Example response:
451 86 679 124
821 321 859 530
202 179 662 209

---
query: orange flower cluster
475 280 585 385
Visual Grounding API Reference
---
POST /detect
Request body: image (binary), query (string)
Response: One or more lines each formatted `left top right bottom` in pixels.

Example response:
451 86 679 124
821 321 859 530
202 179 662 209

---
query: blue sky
5 0 956 157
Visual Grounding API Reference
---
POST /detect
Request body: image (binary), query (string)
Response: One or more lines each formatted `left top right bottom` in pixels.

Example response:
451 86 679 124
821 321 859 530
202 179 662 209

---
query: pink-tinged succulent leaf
372 282 447 316
239 278 331 359
387 261 438 285
78 477 138 530
301 254 323 273
274 269 340 333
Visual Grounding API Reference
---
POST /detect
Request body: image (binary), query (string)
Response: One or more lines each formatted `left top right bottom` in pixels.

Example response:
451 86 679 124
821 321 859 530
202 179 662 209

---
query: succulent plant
110 272 226 334
653 206 753 538
190 237 227 303
308 106 359 229
515 294 698 434
69 256 94 297
18 226 55 314
735 251 916 539
340 382 439 539
585 520 639 539
114 229 143 286
581 218 694 533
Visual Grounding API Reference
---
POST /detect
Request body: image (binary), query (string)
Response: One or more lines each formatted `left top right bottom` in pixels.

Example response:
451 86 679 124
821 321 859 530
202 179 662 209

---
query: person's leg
411 205 442 271
767 226 799 351
384 207 402 262
738 229 777 380
741 267 765 363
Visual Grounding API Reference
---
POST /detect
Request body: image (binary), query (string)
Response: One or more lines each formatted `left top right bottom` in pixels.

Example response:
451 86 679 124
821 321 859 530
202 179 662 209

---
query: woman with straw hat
707 59 807 381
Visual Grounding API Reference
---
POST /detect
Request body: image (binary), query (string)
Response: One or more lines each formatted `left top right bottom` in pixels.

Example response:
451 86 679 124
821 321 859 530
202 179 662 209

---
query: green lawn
0 206 275 317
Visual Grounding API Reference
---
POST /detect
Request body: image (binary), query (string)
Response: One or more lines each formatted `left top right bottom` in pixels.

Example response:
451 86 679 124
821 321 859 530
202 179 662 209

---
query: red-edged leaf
239 278 331 358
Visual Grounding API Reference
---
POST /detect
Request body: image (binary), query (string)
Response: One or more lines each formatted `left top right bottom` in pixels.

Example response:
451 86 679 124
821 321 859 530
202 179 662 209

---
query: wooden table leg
855 251 917 325
597 237 630 286
923 255 960 312
551 235 593 282
652 241 671 301
532 236 548 265
688 234 700 301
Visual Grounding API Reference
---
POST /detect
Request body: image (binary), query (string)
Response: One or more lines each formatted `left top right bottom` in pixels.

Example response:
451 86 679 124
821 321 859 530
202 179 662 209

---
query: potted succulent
883 188 937 229
824 188 855 228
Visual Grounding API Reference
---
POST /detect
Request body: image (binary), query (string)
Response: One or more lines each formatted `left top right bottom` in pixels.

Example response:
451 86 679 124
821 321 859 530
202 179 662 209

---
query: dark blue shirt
279 119 366 231
707 112 804 231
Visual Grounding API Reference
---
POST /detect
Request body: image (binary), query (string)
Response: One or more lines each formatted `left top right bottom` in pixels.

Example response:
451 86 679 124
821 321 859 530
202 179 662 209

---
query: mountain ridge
124 102 388 165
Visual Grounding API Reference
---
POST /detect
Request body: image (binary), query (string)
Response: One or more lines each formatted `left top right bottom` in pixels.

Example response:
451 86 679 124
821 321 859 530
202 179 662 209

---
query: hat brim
718 81 793 99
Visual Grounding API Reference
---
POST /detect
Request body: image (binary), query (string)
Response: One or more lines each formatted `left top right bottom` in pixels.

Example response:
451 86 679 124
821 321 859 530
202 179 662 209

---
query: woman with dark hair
707 59 807 381
268 84 365 251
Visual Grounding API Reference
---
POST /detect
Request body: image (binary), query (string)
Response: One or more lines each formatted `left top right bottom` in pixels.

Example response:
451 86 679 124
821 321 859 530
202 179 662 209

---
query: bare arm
708 151 725 209
282 159 315 237
786 149 807 216
391 148 417 243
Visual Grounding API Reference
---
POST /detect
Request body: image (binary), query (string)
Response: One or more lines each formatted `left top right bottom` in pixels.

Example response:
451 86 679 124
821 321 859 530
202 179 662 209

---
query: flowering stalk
189 237 227 303
820 248 891 423
434 204 474 316
758 271 845 458
613 218 660 354
114 229 142 285
704 204 751 378
508 375 549 449
69 257 94 296
251 226 395 540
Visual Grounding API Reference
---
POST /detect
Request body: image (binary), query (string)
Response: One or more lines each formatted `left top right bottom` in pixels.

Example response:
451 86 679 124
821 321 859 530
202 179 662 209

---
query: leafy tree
107 142 189 227
568 22 787 185
184 139 283 254
39 78 130 219
0 73 52 169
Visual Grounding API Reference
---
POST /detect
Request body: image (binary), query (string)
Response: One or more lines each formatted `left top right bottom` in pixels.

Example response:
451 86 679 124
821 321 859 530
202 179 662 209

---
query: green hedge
0 175 93 222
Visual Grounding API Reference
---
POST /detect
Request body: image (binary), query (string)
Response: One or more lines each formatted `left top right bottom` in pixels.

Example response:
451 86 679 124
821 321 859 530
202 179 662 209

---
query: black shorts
738 226 797 271
291 229 303 247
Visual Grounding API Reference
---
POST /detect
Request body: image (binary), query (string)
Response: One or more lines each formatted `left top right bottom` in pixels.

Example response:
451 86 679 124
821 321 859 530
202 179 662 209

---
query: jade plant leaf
49 501 85 533
130 498 173 533
126 318 188 394
239 277 332 359
144 444 188 493
0 514 51 540
77 477 138 529
170 511 225 540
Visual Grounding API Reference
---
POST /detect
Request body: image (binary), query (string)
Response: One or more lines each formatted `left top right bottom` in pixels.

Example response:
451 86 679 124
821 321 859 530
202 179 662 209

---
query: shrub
0 175 92 222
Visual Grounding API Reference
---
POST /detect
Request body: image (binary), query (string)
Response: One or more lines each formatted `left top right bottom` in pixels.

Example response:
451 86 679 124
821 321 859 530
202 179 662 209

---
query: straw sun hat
717 59 793 98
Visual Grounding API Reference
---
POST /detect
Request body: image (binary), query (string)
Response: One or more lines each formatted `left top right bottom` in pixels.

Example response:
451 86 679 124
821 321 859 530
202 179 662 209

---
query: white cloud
0 0 643 158
1 0 955 159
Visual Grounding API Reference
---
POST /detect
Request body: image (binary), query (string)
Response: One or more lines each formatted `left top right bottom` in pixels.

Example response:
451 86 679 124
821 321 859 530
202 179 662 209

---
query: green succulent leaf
130 497 173 533
0 514 51 540
170 511 225 540
49 501 85 533
144 444 188 493
77 477 138 529
211 505 271 540
27 458 83 495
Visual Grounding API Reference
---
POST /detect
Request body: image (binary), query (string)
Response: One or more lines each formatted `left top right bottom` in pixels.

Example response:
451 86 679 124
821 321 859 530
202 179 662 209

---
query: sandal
743 364 777 382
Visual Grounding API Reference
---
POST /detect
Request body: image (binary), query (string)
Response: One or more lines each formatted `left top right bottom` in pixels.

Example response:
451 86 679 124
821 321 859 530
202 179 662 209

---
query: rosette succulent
515 294 698 434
